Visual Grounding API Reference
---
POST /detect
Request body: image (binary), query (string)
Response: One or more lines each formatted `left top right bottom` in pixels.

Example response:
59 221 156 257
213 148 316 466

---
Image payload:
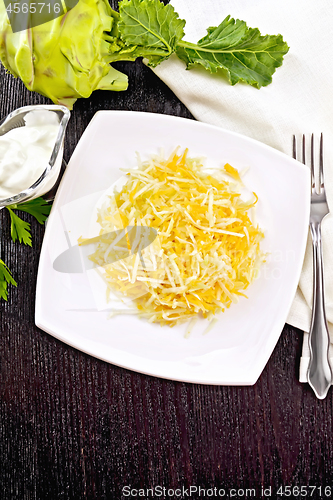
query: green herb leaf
10 197 52 225
176 15 289 88
0 259 17 301
5 197 52 247
118 0 185 66
1 197 52 300
6 207 32 246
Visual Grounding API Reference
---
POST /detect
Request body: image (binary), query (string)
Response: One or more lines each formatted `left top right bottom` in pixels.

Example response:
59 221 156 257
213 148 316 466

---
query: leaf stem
177 39 279 55
106 47 171 64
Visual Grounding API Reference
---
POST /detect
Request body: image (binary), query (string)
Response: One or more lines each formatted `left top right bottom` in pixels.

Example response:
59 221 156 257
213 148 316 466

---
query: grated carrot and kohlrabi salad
85 148 265 328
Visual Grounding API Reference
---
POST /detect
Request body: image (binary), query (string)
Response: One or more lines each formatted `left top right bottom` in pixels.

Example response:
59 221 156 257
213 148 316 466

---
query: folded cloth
150 0 333 382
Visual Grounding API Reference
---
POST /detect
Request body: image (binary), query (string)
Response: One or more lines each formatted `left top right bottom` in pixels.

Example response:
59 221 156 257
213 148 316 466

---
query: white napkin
150 0 333 382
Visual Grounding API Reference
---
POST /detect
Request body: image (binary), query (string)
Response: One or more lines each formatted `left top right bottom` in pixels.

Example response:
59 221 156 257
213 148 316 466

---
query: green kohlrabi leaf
118 0 185 66
6 208 32 246
176 15 289 88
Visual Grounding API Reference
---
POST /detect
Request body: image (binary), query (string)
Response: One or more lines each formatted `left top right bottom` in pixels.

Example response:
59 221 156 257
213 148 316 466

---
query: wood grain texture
1 4 333 498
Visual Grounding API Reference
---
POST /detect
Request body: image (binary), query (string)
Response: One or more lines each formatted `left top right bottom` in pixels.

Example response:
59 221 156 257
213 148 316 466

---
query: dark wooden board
1 5 333 497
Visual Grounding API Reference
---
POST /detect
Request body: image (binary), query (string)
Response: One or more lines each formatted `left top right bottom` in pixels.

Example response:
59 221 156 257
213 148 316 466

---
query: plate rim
35 110 310 385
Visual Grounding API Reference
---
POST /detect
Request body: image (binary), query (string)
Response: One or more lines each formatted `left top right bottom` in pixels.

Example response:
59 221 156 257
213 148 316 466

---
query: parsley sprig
0 197 52 300
0 259 17 301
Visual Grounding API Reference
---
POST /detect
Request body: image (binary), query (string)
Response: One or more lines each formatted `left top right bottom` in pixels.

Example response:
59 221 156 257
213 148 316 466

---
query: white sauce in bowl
0 109 60 199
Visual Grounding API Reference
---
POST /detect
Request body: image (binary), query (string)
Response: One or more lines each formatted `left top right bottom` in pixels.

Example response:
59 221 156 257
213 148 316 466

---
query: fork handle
308 221 332 399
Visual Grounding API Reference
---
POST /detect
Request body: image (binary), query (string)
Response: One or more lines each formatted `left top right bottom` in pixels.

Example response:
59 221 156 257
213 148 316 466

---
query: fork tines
293 133 324 195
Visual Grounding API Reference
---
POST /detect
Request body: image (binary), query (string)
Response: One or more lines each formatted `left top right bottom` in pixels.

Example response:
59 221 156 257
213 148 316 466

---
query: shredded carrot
224 162 242 183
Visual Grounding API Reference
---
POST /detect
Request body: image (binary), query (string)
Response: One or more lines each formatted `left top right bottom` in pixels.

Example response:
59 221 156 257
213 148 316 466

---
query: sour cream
0 109 60 199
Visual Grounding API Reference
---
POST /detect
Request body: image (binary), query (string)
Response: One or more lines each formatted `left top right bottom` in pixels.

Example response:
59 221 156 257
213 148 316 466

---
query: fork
293 134 332 399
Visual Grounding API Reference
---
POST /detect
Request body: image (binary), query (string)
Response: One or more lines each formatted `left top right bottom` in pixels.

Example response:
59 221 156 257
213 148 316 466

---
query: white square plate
35 111 310 385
